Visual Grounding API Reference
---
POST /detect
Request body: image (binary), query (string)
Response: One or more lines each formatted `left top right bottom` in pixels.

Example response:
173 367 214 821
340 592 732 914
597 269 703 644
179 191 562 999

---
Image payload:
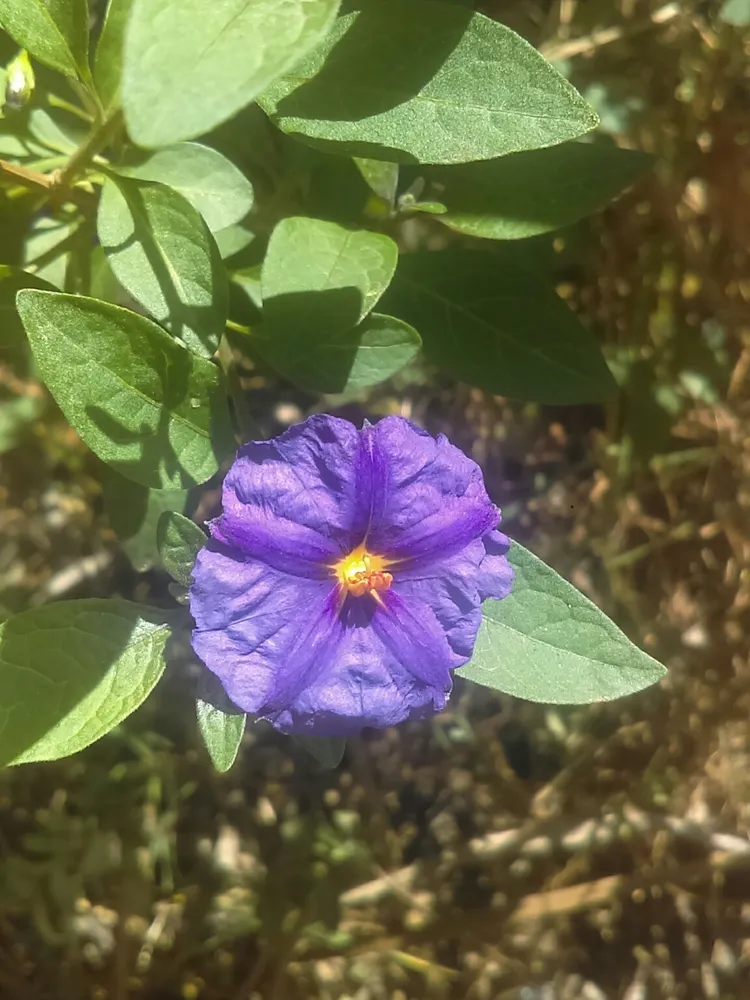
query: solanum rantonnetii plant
0 0 665 771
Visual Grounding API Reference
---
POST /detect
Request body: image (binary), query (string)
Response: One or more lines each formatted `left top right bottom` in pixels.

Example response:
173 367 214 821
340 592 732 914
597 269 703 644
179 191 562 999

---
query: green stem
218 335 254 443
56 109 123 188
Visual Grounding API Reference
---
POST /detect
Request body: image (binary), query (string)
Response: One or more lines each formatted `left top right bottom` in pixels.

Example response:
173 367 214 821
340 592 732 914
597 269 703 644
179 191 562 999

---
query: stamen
333 544 393 600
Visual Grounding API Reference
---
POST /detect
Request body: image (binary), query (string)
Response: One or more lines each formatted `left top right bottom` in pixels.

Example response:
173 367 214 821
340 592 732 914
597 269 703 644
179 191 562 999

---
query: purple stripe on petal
211 507 336 579
349 421 390 545
370 589 456 689
260 585 345 713
383 499 498 568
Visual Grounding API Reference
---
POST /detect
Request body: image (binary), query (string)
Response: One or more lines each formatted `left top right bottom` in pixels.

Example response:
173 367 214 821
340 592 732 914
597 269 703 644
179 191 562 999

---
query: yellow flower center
333 544 393 599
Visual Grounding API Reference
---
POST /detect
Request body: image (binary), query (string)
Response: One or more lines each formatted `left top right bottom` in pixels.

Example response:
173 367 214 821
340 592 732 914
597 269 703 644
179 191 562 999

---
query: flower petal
477 528 514 601
213 414 362 576
366 417 498 568
189 539 336 714
270 597 452 736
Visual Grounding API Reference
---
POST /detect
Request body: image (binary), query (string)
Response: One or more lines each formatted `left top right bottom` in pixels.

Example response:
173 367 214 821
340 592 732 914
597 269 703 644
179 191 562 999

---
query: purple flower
189 415 513 736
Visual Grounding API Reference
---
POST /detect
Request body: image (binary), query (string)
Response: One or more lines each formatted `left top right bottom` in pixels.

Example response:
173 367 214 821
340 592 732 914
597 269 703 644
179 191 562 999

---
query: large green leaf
122 0 341 147
0 599 170 766
196 673 246 773
98 175 227 358
259 1 597 165
0 266 55 350
94 0 136 112
102 467 189 572
16 290 234 489
457 542 666 703
381 250 616 404
262 216 398 337
156 510 206 587
0 0 89 79
256 312 420 393
428 142 653 240
118 143 254 234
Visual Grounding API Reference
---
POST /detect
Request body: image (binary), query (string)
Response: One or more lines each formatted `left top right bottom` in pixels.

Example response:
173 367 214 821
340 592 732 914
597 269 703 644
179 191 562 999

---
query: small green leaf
23 216 75 290
98 175 228 359
262 216 398 339
102 467 188 572
259 1 597 164
196 672 246 773
457 542 667 703
257 311 420 394
27 107 84 154
118 143 254 234
381 250 616 404
293 735 346 769
354 158 399 206
0 599 170 766
156 510 206 587
94 0 136 112
0 266 55 349
122 0 341 147
0 0 90 80
16 290 234 489
428 142 653 240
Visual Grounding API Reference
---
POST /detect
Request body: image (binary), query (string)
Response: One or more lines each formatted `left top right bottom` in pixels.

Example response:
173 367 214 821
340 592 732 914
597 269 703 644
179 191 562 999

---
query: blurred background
1 0 749 997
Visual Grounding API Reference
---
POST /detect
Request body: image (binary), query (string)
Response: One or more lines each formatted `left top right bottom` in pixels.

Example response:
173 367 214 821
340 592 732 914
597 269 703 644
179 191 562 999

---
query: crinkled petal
268 598 451 736
365 416 498 569
477 528 514 601
189 540 336 714
213 414 362 576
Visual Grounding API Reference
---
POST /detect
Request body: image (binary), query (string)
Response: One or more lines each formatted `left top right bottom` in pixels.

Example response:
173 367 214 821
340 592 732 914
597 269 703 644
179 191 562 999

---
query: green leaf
122 0 341 147
719 0 750 26
428 142 653 240
259 1 597 165
354 157 399 206
0 599 170 766
16 290 234 489
118 143 254 234
262 216 398 339
156 510 206 587
98 175 228 359
381 250 616 404
196 672 246 773
257 311 420 393
457 542 666 703
102 467 188 572
0 0 90 79
27 107 84 154
23 216 75 290
0 266 55 349
293 735 346 769
94 0 136 112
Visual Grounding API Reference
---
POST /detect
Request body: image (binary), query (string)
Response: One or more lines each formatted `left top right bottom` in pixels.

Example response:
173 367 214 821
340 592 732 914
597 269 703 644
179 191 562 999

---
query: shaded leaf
0 266 55 349
429 142 653 240
16 290 234 489
0 599 170 766
0 0 89 79
98 175 228 358
354 157 399 206
119 143 254 234
457 542 666 703
122 0 341 147
293 735 346 769
257 311 420 393
94 0 136 112
156 510 206 587
381 250 616 404
0 394 45 453
102 467 188 572
196 671 246 773
262 216 398 339
259 1 597 164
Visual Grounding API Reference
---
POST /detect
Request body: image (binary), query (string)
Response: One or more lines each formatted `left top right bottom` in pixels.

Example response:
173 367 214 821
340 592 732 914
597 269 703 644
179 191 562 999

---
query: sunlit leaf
16 290 234 489
457 543 667 702
0 599 170 765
